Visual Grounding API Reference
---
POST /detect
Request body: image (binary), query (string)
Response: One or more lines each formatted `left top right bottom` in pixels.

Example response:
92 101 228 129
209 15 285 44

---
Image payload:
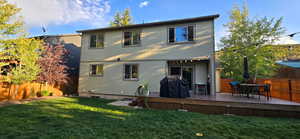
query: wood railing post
288 80 292 101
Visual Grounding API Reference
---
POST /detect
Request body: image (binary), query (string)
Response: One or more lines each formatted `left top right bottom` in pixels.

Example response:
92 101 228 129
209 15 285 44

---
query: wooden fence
0 82 63 101
220 79 300 103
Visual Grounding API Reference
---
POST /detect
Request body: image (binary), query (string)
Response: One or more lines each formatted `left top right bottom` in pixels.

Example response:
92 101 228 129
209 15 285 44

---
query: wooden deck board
138 94 300 118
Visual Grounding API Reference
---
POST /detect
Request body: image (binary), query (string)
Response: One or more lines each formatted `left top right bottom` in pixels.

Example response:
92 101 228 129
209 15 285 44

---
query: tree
36 44 69 86
6 38 42 84
219 4 285 81
0 0 42 99
0 0 23 70
110 8 133 27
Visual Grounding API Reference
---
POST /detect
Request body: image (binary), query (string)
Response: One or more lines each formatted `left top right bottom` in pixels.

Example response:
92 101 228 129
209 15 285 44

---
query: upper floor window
124 64 139 80
90 34 104 48
124 31 141 47
90 64 103 76
168 26 194 43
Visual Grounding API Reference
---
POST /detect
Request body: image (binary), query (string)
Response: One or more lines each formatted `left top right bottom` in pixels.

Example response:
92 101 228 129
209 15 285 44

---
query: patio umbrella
243 56 250 80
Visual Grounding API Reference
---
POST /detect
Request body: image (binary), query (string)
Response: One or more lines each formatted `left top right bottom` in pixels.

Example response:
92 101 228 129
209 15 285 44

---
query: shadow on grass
0 97 300 139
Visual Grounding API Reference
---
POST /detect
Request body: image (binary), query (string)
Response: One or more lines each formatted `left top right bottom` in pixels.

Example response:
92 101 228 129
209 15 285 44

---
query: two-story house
77 14 219 97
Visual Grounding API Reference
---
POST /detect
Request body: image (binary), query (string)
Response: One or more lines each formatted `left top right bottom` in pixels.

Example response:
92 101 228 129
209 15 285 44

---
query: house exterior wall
78 20 216 96
195 63 208 84
216 68 222 92
80 20 214 61
79 61 166 95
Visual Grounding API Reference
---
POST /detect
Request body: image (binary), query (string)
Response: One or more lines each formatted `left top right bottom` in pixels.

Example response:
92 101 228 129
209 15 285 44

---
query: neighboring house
77 15 219 97
272 43 300 79
34 34 81 94
276 59 300 79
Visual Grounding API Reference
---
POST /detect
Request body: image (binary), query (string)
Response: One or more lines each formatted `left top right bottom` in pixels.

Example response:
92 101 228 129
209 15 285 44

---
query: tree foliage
36 44 69 86
0 0 23 38
110 8 133 27
0 0 23 69
0 0 42 85
5 38 42 84
219 5 285 81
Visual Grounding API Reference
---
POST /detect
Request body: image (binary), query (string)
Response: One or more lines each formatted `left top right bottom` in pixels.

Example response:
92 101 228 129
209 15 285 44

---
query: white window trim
123 30 141 47
123 64 139 81
167 24 196 44
89 64 104 77
89 33 105 49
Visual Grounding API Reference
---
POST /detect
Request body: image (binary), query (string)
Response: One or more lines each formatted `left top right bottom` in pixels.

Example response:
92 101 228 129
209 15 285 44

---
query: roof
276 60 300 68
77 14 220 33
272 36 299 45
32 33 81 39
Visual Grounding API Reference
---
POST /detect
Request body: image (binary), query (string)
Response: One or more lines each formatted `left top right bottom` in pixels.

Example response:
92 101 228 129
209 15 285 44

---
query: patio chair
252 86 261 99
252 84 271 100
194 83 208 96
263 84 271 100
229 81 240 96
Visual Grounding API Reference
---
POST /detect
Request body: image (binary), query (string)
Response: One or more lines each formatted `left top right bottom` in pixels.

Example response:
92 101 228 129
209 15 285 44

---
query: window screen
90 64 103 76
124 64 139 80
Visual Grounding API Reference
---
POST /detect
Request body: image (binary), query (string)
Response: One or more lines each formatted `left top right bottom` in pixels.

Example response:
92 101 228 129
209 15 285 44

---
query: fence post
288 80 292 101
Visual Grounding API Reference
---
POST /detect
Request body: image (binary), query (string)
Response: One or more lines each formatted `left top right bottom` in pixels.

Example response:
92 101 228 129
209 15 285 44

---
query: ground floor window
124 64 139 80
90 64 103 76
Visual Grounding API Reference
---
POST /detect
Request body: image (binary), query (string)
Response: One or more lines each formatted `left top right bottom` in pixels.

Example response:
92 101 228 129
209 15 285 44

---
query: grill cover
160 76 190 98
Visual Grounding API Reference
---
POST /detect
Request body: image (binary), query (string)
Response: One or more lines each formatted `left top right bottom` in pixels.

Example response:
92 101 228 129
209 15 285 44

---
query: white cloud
272 36 299 45
7 0 111 27
139 1 149 8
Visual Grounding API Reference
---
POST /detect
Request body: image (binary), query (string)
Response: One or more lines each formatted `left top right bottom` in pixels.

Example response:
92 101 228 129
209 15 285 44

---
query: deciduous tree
219 4 285 81
110 8 133 26
0 0 42 99
36 44 69 86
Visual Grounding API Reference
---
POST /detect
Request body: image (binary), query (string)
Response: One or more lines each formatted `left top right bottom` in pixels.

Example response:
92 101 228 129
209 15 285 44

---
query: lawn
0 97 300 139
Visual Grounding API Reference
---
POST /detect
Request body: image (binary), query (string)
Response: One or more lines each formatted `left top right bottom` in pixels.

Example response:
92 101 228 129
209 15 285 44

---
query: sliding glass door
169 66 193 90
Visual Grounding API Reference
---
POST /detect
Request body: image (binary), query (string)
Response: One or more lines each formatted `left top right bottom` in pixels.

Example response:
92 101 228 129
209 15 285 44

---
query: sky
7 0 300 46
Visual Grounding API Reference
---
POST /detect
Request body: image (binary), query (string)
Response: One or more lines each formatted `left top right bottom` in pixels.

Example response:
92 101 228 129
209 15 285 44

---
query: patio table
239 84 270 100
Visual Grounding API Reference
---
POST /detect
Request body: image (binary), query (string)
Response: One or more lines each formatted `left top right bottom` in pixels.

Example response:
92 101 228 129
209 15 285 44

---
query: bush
37 90 51 97
30 87 36 97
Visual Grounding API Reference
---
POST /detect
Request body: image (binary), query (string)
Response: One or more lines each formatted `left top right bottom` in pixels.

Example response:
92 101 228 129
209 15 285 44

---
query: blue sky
9 0 300 44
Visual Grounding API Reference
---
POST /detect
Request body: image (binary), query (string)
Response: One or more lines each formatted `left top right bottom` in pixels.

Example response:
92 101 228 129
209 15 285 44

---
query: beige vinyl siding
78 61 166 95
78 19 215 96
80 20 214 62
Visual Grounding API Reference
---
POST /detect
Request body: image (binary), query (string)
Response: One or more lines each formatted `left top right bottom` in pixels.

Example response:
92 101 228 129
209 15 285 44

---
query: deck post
288 80 292 101
209 54 216 96
210 19 216 97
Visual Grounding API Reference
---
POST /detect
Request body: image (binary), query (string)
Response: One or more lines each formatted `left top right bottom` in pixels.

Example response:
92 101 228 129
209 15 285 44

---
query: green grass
0 97 300 139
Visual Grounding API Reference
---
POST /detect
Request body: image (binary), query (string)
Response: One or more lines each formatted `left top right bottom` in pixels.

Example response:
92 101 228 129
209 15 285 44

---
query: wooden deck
150 92 300 105
142 92 300 118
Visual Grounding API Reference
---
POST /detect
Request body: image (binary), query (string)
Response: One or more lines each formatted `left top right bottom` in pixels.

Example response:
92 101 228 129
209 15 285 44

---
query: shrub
37 90 51 97
30 87 36 97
